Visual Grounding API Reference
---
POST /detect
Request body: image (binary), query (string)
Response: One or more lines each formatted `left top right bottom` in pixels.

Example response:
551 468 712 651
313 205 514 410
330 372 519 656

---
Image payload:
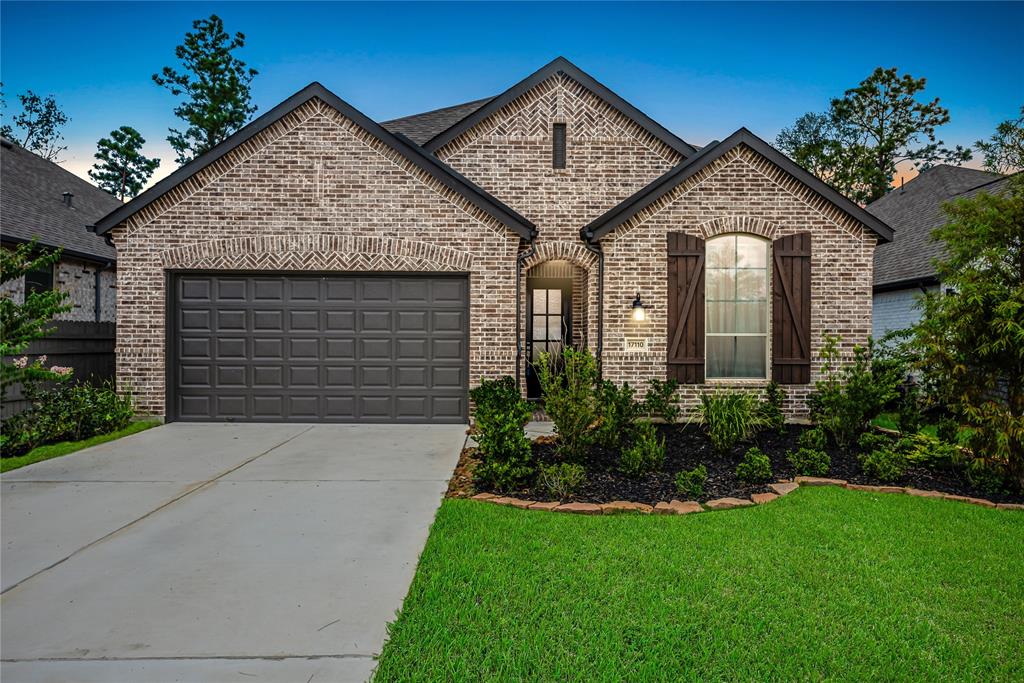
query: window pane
707 300 728 333
532 289 547 315
736 236 767 268
706 337 736 379
707 336 766 378
548 288 561 312
706 236 735 268
547 315 562 341
706 269 735 300
25 266 53 295
735 337 766 377
736 269 767 301
734 302 767 333
532 315 547 341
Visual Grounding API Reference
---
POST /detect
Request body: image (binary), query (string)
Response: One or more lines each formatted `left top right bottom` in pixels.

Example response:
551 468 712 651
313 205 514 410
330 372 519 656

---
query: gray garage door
171 274 468 422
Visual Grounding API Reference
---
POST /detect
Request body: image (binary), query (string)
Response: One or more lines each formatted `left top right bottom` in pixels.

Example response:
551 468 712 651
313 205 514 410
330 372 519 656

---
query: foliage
537 347 599 461
643 378 680 423
537 462 586 500
89 126 161 199
859 446 907 482
787 447 831 477
902 433 960 471
736 447 773 485
0 242 71 397
809 334 902 448
674 464 707 499
976 105 1023 174
1 420 160 474
619 421 665 478
697 391 768 453
759 381 786 433
1 381 134 457
798 426 828 451
777 67 969 203
909 175 1024 489
469 376 532 492
153 14 258 164
594 380 639 448
0 89 69 161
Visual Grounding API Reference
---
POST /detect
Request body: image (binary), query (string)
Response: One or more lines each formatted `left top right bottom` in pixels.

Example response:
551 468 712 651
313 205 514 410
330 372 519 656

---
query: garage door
170 274 468 422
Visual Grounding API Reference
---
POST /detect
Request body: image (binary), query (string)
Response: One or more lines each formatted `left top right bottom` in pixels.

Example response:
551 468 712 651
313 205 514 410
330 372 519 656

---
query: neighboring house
90 57 893 424
867 165 1008 339
1 138 120 321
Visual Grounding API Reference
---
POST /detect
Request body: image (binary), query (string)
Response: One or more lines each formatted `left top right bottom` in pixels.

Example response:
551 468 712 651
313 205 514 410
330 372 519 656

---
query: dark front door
169 273 468 423
526 277 572 399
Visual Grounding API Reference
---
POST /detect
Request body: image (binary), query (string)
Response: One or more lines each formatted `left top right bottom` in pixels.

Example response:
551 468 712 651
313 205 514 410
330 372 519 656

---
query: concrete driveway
1 422 466 682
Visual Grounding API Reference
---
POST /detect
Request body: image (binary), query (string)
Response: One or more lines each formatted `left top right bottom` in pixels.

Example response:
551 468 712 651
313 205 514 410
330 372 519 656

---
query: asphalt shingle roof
867 165 1003 287
1 139 121 261
380 98 494 145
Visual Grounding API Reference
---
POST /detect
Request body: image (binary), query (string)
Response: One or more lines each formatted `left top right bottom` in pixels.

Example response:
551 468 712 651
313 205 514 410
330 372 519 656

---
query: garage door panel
172 274 467 422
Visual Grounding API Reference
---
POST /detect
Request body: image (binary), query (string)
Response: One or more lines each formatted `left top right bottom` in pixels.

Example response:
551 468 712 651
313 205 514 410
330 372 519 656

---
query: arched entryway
524 258 589 399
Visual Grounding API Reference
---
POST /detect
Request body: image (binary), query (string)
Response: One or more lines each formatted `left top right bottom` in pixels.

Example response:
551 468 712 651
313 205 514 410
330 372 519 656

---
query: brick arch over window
521 240 598 272
521 241 600 357
697 216 780 241
160 234 474 271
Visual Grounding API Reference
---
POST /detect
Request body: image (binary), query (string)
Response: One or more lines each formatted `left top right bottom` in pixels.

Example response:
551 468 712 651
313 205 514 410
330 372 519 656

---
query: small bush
675 464 707 498
594 380 639 448
759 381 786 433
643 378 680 423
736 447 773 484
787 447 831 477
859 447 907 482
538 462 586 499
936 417 959 444
798 426 828 451
857 431 893 454
903 433 958 470
620 421 665 477
697 391 768 453
537 347 599 461
469 376 533 492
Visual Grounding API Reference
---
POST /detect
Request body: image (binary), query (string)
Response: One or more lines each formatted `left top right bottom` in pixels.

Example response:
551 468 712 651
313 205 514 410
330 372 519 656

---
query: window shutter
771 232 811 384
667 233 705 384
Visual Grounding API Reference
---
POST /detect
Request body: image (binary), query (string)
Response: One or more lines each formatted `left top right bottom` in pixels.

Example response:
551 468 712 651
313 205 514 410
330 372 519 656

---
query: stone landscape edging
470 478 1024 514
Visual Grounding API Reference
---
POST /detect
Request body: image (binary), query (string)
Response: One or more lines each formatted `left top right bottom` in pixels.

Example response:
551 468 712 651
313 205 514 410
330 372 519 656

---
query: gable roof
422 57 698 158
91 83 536 239
1 138 121 262
582 128 895 244
868 166 1007 288
381 97 494 145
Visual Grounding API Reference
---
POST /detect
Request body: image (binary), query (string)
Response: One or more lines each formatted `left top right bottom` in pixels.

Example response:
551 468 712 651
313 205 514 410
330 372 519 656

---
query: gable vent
552 123 566 169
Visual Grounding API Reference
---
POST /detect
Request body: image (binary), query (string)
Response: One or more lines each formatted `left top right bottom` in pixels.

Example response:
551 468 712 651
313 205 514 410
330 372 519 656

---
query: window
25 263 54 295
705 234 769 378
531 288 565 362
552 123 566 168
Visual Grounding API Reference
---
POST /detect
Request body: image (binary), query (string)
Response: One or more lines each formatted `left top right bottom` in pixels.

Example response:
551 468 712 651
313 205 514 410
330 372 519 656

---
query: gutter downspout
581 232 604 377
515 239 537 390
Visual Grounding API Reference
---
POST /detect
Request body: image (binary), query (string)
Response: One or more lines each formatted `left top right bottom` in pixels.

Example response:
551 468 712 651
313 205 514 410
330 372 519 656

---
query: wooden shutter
667 233 705 384
772 233 811 384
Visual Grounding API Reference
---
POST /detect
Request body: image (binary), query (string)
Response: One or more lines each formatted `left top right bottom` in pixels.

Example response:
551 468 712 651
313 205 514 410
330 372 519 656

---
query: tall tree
153 14 258 165
0 90 70 162
976 106 1024 174
88 126 161 200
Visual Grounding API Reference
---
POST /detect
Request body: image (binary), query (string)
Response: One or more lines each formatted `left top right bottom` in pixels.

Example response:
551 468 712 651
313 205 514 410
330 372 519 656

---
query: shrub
759 381 786 433
538 462 586 499
675 464 707 499
469 376 533 492
859 446 907 482
787 447 831 477
936 417 960 444
643 378 680 423
594 380 639 448
697 391 768 453
903 433 958 470
857 431 892 454
537 347 599 461
736 447 773 484
798 426 828 451
619 421 665 477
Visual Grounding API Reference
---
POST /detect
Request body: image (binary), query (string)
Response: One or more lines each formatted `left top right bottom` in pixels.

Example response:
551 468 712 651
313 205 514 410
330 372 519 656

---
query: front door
526 277 572 399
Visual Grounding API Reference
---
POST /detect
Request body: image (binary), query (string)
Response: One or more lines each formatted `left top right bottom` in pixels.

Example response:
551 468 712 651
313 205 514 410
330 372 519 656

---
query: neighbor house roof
421 56 699 158
581 128 895 244
91 83 536 240
381 97 494 145
867 165 1003 289
1 138 120 262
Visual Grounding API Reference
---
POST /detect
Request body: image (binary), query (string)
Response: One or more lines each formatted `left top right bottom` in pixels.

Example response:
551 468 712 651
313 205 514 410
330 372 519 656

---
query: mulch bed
449 424 1024 506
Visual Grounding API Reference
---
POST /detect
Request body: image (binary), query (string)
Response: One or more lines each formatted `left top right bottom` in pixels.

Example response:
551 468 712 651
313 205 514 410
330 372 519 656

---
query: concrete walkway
1 422 466 682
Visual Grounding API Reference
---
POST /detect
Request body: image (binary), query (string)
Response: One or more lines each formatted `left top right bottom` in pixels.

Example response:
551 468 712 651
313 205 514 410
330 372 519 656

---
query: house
867 165 1008 339
1 138 121 322
90 57 893 424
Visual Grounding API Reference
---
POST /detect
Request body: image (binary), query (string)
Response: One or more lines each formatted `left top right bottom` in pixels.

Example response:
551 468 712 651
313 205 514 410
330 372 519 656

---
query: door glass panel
548 288 561 311
532 315 547 341
532 289 547 315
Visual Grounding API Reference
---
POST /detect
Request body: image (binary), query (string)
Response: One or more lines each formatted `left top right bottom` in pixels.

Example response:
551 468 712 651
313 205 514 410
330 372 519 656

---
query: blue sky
2 1 1021 186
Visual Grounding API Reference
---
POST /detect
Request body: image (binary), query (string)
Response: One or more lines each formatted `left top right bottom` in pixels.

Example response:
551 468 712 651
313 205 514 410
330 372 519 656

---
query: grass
0 420 161 473
375 487 1024 682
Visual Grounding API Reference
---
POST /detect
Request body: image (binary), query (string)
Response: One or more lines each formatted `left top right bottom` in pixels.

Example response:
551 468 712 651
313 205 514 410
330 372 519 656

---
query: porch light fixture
631 293 646 322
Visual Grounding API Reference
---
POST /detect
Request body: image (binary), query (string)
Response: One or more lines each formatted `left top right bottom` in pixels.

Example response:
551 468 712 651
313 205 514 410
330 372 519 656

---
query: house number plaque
625 337 649 353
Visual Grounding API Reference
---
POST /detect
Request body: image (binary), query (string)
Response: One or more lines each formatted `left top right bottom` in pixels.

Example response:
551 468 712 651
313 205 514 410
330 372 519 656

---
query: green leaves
89 126 160 199
976 105 1023 174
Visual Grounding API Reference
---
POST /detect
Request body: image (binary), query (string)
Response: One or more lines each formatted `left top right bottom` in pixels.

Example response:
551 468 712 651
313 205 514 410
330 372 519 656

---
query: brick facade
0 251 116 323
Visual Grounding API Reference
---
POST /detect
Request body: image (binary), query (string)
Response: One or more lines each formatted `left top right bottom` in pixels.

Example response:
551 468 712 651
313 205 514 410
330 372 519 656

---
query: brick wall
0 250 115 322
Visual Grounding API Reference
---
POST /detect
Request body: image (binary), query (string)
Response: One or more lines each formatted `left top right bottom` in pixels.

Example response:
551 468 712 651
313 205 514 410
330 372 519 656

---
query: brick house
91 58 893 423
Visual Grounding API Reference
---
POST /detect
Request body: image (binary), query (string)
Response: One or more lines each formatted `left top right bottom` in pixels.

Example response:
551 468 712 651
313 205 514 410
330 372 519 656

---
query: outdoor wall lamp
631 293 646 322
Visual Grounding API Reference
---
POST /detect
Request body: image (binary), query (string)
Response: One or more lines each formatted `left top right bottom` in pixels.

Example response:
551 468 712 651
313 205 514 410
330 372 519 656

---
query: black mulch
503 424 1024 506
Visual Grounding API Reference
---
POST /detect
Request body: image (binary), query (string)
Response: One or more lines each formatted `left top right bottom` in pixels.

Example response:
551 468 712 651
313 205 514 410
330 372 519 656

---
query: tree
0 242 72 398
778 67 970 204
0 89 69 162
153 14 258 165
88 126 161 199
910 175 1024 488
976 106 1024 174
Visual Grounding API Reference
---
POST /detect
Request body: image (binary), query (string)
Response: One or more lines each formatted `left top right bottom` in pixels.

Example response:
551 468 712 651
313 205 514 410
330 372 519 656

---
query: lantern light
631 293 646 322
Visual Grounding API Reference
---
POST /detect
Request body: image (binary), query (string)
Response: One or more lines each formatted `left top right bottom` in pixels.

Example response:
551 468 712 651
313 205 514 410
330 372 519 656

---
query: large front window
705 234 769 379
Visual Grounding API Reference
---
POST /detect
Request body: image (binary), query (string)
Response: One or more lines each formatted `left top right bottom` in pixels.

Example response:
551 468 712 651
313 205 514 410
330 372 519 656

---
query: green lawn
0 419 161 473
375 487 1024 682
